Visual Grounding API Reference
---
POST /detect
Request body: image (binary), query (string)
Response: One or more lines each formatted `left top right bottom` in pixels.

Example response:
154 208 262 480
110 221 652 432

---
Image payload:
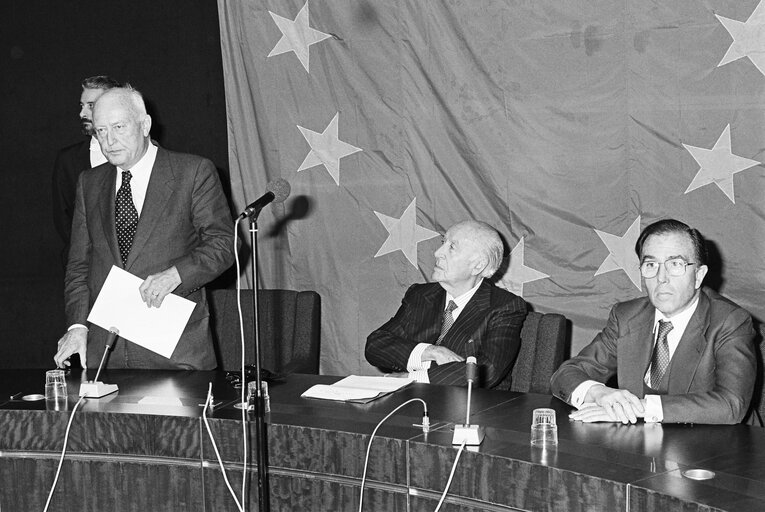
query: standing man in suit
550 219 756 424
52 75 122 260
365 220 527 387
53 86 235 370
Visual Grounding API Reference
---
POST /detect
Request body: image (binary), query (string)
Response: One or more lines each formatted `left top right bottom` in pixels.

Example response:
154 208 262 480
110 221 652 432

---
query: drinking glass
45 369 68 410
530 408 558 446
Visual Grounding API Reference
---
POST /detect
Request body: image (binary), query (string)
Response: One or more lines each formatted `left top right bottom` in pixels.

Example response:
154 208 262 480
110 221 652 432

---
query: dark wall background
0 1 228 368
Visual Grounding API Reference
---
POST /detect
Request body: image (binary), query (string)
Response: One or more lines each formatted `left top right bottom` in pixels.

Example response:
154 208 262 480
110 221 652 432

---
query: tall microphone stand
247 215 270 511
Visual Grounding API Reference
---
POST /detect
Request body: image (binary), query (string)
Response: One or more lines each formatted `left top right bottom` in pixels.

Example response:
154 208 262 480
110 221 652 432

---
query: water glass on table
530 408 558 447
45 369 68 410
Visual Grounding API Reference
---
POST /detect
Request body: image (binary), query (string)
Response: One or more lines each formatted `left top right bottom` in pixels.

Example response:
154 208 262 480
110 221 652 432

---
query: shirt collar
446 278 483 311
118 142 157 177
653 294 700 334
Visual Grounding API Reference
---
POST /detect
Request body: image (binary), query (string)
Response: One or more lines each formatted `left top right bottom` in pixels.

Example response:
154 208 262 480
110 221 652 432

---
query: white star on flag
594 216 642 291
297 113 362 185
497 237 549 298
683 124 760 203
717 0 765 76
268 2 332 73
373 198 439 267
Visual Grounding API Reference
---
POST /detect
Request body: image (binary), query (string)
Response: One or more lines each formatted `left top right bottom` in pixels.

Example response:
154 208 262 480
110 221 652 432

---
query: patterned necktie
649 320 673 389
435 300 458 345
115 170 138 266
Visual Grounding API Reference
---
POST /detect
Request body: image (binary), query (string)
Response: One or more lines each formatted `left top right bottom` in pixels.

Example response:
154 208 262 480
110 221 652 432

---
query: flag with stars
217 0 765 376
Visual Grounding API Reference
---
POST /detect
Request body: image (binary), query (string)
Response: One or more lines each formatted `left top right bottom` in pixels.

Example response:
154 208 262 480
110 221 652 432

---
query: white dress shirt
114 143 157 215
89 136 108 168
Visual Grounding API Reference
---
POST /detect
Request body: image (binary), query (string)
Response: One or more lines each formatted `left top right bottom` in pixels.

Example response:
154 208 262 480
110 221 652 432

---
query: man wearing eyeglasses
550 219 756 424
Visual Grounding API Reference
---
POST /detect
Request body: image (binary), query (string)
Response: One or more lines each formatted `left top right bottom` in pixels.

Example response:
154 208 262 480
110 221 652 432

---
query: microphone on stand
239 178 291 219
452 340 485 445
239 179 292 512
79 327 120 398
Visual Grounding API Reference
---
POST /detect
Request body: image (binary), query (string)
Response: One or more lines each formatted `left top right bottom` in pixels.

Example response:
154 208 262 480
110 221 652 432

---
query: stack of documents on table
301 375 414 403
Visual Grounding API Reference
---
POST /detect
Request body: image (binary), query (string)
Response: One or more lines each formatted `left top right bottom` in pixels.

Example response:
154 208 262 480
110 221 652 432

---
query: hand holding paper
138 266 182 308
87 266 196 358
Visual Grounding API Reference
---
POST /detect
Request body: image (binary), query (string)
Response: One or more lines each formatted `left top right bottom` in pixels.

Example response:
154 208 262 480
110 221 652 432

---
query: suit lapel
95 165 122 266
421 284 446 340
667 291 710 393
619 300 655 392
440 280 491 355
125 149 175 270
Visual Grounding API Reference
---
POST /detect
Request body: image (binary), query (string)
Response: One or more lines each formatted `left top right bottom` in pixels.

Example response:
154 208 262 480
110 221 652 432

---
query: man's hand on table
570 385 645 424
54 327 88 369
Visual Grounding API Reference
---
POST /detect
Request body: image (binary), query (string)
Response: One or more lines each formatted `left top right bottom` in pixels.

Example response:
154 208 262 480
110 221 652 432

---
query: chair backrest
749 323 765 426
208 288 321 373
497 311 568 393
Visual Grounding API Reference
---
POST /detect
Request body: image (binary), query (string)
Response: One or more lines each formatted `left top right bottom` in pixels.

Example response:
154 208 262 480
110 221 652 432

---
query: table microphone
78 328 120 398
452 346 485 445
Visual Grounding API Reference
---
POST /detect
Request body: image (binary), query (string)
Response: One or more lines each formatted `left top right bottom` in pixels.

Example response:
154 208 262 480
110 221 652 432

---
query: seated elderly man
365 220 527 387
550 219 756 424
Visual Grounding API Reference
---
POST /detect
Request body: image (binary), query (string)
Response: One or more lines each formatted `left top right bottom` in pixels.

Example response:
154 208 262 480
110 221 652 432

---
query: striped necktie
649 320 673 389
435 300 458 345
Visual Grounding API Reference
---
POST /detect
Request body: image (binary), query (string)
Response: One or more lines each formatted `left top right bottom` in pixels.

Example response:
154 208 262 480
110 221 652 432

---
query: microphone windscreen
466 356 478 382
105 327 120 351
267 178 291 203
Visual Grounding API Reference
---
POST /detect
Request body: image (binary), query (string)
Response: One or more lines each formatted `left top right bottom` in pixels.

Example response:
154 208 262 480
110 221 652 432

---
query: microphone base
79 381 119 398
452 424 485 446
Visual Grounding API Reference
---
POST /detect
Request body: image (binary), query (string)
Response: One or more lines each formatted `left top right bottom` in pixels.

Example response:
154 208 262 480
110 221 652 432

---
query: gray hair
94 84 148 119
456 220 504 278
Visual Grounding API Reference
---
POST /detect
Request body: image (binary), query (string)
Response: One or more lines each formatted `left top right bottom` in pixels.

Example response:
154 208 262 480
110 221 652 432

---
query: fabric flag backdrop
217 0 764 377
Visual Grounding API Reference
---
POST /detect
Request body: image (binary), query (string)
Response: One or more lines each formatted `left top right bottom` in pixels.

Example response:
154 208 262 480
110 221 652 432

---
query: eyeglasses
640 258 695 278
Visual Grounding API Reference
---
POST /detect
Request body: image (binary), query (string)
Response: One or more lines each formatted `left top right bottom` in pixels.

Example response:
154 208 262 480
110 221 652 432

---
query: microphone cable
358 398 429 512
198 219 248 512
202 382 244 512
42 395 85 512
433 438 467 512
233 217 249 509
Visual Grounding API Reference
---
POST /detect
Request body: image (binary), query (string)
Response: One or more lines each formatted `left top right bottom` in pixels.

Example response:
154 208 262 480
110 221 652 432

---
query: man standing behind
53 86 235 370
52 75 121 257
366 220 527 387
550 219 756 424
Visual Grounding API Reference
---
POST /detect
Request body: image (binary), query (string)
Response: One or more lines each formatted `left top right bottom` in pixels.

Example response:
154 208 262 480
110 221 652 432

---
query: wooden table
1 369 763 511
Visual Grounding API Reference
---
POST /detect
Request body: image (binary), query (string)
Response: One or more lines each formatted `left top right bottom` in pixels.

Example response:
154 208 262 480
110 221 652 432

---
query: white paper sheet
87 265 196 358
301 375 414 403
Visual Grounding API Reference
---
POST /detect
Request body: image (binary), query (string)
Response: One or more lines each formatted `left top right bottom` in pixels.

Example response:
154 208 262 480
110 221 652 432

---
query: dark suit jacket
66 147 235 370
52 139 91 256
365 280 527 387
550 287 756 424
